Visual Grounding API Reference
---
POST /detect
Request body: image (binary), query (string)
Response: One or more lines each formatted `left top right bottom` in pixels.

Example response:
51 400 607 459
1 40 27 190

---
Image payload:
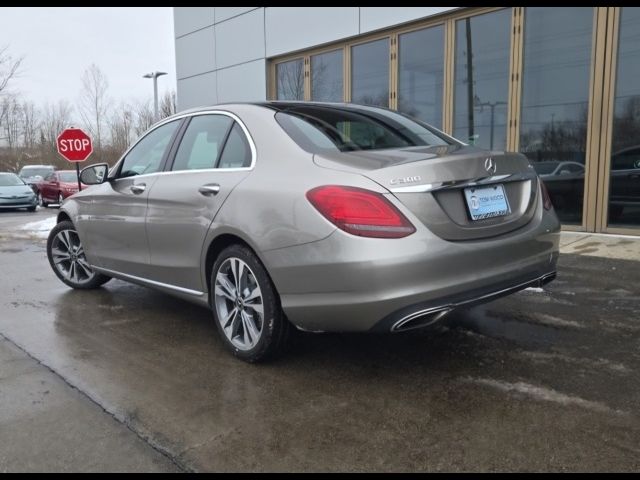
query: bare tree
159 90 177 119
21 101 39 150
78 64 109 159
40 100 73 168
1 95 23 152
0 45 23 95
109 102 134 155
134 99 155 136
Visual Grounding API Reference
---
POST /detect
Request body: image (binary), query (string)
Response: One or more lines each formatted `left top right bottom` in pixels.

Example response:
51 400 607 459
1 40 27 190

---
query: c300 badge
390 175 421 185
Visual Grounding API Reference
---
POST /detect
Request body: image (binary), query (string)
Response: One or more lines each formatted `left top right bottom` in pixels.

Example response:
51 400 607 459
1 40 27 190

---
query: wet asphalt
0 208 639 472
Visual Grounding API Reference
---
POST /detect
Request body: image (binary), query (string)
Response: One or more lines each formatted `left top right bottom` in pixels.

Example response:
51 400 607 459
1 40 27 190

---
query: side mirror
80 163 109 185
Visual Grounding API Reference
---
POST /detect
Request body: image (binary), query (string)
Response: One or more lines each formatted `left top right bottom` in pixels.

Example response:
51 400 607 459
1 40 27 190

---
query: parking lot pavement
1 210 639 472
0 337 179 472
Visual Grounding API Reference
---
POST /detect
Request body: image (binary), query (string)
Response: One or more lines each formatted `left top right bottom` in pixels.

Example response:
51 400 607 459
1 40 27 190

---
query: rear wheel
47 220 111 289
211 244 292 362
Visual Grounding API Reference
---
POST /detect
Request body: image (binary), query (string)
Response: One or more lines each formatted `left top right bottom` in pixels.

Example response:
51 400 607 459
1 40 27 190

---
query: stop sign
57 128 93 162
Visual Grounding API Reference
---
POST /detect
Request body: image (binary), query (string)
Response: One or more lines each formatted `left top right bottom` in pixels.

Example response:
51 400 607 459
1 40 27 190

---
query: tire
27 206 36 212
47 220 111 290
211 244 292 362
38 192 48 208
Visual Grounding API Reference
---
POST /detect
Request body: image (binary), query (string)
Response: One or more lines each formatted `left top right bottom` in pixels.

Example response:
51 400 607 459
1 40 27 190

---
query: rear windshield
19 167 53 178
275 105 452 154
58 172 78 182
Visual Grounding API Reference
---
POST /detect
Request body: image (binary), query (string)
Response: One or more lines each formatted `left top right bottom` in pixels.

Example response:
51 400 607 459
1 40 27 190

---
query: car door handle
130 184 146 194
198 184 221 196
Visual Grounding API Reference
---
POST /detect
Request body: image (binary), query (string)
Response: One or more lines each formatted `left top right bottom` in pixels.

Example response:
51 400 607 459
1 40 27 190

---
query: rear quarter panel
203 104 391 289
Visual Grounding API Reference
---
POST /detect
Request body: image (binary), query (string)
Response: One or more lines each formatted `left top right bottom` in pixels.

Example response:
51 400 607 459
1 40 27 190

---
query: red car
36 170 86 207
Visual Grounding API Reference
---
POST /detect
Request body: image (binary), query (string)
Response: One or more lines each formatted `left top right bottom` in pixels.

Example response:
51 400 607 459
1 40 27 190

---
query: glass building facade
271 7 640 234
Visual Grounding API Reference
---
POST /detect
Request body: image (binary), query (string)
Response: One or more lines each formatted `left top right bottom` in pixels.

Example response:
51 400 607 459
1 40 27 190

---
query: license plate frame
464 184 510 221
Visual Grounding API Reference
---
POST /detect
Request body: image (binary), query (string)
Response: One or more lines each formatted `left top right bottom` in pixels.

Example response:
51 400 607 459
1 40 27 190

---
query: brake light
540 179 553 210
306 185 416 238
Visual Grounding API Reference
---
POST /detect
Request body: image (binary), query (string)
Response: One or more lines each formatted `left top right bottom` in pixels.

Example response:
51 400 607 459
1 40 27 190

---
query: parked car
18 165 56 190
0 172 38 211
533 161 585 178
47 102 560 362
609 145 640 221
532 161 585 215
36 170 86 207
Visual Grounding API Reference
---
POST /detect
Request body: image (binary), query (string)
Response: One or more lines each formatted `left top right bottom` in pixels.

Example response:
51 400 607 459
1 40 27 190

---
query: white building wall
174 7 458 110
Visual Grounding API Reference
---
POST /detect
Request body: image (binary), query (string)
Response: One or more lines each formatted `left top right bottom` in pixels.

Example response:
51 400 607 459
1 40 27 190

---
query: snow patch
524 287 545 293
518 350 629 374
20 217 57 239
465 377 622 415
533 313 584 329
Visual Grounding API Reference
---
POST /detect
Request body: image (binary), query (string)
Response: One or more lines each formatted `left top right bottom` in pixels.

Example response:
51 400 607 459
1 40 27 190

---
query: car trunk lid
314 144 540 241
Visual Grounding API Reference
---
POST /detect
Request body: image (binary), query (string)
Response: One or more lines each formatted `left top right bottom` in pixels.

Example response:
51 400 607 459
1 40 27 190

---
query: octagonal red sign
56 128 93 162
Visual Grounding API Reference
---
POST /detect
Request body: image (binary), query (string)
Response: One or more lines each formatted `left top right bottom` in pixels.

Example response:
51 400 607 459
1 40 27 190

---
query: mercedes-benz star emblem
484 157 496 174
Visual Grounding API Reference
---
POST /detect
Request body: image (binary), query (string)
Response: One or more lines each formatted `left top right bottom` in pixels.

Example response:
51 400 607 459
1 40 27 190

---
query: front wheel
38 192 48 208
211 244 292 362
47 220 111 289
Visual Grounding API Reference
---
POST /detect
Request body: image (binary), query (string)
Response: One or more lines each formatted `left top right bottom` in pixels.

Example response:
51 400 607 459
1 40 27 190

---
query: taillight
306 185 416 238
540 179 553 211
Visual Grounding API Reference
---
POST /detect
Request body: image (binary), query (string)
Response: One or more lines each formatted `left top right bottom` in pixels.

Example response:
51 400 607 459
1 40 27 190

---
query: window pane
172 115 232 171
218 123 252 169
398 25 444 128
608 7 640 228
519 7 593 226
453 9 511 149
120 120 180 177
351 38 389 107
277 59 304 100
311 49 343 102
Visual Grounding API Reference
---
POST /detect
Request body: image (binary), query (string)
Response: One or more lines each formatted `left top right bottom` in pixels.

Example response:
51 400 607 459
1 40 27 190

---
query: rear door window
172 115 233 171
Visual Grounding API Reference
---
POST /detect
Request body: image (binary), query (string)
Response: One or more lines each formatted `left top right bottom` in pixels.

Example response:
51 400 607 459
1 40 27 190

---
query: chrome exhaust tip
538 272 556 287
391 307 453 332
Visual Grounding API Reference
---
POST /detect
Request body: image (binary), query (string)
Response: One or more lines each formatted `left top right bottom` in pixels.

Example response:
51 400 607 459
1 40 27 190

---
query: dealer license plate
464 184 510 221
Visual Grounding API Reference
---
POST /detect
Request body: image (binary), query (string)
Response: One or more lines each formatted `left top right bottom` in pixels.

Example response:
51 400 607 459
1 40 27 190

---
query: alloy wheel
50 228 96 285
37 192 44 207
58 193 64 205
214 257 264 351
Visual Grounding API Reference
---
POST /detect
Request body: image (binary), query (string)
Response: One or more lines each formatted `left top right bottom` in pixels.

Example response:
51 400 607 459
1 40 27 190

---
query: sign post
56 128 93 191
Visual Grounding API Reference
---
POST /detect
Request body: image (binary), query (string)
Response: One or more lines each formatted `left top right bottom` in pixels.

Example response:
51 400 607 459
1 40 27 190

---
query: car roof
166 101 393 120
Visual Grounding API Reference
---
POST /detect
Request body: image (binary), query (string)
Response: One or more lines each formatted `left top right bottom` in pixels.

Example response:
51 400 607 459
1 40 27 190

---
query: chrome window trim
110 109 257 182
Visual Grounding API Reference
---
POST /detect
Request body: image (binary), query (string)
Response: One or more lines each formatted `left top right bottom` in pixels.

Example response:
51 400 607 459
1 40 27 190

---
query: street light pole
142 71 168 120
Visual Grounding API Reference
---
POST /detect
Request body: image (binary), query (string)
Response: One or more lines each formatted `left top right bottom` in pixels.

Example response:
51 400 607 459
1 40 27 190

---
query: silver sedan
47 102 560 362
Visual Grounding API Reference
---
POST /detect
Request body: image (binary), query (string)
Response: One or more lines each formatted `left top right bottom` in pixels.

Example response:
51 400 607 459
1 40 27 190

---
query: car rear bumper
262 204 561 333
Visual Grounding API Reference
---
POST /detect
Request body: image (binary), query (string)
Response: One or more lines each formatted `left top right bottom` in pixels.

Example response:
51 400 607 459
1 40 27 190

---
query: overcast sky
1 7 175 108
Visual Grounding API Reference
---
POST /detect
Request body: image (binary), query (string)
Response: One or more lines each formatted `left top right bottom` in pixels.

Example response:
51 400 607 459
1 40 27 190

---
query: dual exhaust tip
390 271 557 332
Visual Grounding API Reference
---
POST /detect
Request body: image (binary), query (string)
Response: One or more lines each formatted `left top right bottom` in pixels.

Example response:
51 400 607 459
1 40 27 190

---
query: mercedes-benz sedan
47 102 560 362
